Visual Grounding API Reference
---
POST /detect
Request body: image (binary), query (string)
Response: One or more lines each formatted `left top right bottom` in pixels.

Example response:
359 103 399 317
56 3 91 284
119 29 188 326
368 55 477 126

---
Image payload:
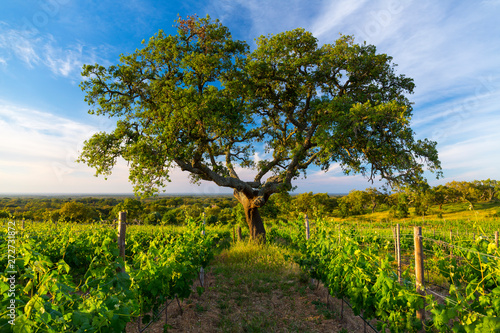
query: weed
312 300 335 319
217 300 229 311
194 303 207 313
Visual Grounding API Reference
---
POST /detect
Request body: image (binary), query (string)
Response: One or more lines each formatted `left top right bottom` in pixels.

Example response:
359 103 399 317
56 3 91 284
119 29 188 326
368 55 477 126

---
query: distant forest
1 180 499 224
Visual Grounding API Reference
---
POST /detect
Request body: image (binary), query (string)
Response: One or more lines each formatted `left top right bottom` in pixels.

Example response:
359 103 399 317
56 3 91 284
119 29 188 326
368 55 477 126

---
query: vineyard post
200 213 206 288
202 212 206 236
495 231 499 248
397 224 401 284
200 268 205 288
118 211 126 272
414 226 425 323
305 213 310 240
392 226 397 258
237 226 242 241
305 214 316 288
233 226 236 243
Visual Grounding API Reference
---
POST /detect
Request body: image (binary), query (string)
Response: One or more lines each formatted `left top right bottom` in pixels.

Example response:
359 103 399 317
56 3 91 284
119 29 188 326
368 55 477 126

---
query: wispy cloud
0 23 99 79
431 131 500 185
205 0 319 43
0 101 131 193
0 26 41 67
0 101 238 194
310 0 368 38
1 1 499 194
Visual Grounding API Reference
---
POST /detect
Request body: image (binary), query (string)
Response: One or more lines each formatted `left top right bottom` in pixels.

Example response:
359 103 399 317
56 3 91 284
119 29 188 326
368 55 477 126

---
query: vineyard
2 213 500 332
0 217 230 332
281 218 500 332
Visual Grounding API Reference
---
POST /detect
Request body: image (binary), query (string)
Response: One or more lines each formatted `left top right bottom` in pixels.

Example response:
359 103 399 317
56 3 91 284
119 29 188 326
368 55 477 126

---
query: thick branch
225 148 240 179
254 157 283 183
174 158 254 198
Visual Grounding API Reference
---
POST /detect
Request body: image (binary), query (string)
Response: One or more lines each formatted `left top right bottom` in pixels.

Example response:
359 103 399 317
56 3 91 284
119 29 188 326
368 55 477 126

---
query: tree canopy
78 15 441 240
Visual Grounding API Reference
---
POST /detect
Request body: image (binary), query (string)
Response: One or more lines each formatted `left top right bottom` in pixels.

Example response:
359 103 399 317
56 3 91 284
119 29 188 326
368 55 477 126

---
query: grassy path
129 241 354 333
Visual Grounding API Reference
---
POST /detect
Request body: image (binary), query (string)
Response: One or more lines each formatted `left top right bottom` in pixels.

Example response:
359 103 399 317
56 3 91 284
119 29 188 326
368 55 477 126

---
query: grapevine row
0 219 226 332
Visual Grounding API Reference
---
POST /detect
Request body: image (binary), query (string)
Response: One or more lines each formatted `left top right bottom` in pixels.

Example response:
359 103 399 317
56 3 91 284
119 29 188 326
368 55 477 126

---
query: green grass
213 240 301 285
202 240 336 332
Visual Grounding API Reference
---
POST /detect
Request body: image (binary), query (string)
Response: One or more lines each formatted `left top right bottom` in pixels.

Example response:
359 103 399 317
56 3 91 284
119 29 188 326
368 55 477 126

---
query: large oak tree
78 16 441 241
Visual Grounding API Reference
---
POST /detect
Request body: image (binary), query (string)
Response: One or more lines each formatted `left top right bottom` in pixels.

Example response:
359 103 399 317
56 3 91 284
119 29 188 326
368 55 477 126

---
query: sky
0 0 499 195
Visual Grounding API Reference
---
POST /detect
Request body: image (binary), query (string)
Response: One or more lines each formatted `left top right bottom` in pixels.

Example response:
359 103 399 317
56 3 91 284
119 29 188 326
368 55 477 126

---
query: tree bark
234 190 266 243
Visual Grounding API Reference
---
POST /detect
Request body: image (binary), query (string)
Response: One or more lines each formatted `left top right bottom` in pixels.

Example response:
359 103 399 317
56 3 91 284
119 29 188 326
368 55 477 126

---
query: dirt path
126 243 369 333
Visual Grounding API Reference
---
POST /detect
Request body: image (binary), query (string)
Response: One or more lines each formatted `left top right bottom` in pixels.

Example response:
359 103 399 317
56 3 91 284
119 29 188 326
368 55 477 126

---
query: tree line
336 179 500 218
1 179 498 224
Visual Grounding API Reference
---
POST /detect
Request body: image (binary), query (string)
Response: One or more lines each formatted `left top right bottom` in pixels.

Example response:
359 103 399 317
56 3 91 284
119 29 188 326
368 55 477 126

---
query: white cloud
310 0 368 38
206 0 318 43
0 28 40 67
0 102 132 193
412 88 500 143
0 23 98 79
437 134 500 173
2 1 499 195
44 41 84 77
0 101 237 194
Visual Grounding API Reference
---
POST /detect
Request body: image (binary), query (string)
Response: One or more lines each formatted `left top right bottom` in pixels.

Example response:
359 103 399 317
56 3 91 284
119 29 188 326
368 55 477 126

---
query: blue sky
0 0 499 195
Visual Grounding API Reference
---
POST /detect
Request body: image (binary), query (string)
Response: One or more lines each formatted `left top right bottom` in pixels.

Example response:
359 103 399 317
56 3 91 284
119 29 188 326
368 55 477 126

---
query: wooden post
397 224 401 284
199 267 205 287
305 214 310 240
200 213 205 286
495 231 499 248
237 226 242 241
414 226 425 323
118 212 127 272
305 213 315 287
233 226 236 243
202 212 206 236
393 226 397 259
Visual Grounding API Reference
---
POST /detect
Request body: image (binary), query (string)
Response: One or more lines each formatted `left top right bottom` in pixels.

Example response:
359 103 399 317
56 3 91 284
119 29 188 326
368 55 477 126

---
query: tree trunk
234 191 266 243
243 204 266 243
